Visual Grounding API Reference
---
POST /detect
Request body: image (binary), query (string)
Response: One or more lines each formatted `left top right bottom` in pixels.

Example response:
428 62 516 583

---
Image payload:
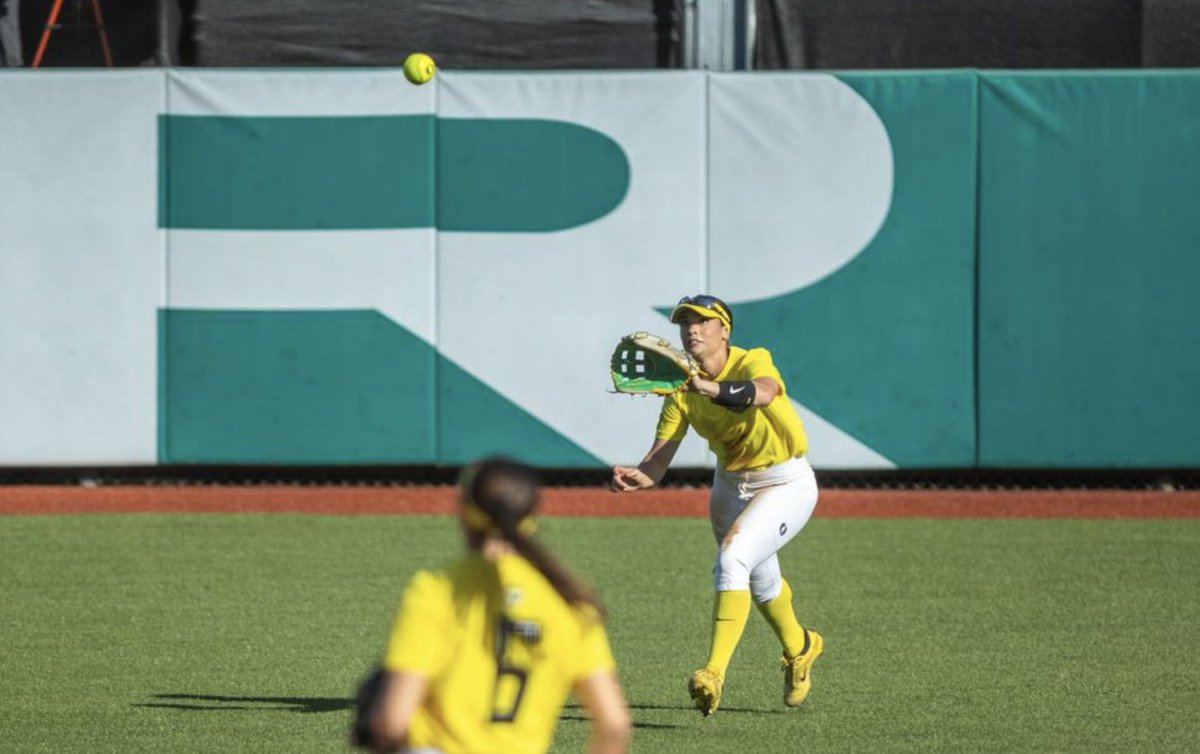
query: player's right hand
685 375 719 397
610 465 656 492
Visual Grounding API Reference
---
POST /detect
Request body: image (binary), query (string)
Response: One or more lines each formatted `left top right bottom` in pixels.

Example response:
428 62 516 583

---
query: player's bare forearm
750 376 780 404
637 439 680 485
365 670 427 751
576 671 632 754
610 464 655 491
686 375 720 399
610 439 679 492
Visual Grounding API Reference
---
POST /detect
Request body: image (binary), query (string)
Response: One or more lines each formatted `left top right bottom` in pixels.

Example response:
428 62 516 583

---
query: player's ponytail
460 457 607 619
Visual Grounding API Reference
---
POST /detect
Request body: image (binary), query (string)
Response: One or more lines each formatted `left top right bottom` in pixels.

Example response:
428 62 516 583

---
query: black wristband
713 380 756 410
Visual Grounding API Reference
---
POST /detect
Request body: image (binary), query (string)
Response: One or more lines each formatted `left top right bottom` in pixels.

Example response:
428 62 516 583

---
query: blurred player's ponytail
460 457 606 619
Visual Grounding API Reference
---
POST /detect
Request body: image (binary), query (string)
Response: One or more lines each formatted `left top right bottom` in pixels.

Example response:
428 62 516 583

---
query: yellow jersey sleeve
738 347 786 390
654 394 689 441
382 569 454 676
571 610 617 681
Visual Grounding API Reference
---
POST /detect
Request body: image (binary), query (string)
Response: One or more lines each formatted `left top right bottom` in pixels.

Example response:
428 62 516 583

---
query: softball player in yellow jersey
611 294 823 717
365 457 631 754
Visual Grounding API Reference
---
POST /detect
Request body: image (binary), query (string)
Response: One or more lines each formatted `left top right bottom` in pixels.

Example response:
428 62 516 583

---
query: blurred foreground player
353 456 631 754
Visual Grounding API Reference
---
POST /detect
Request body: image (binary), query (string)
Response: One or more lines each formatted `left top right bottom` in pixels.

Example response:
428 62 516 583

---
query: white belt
717 456 810 490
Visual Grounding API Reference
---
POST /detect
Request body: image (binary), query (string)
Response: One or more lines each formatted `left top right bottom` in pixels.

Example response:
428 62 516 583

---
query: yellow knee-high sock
703 590 751 675
756 578 807 659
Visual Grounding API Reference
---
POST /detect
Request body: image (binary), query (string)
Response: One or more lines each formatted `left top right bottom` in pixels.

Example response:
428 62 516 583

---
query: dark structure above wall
18 0 156 66
11 0 1200 69
163 0 682 69
1142 0 1200 65
756 0 1200 69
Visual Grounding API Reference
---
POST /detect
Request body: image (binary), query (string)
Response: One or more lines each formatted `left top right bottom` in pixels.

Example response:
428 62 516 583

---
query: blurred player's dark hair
462 456 606 618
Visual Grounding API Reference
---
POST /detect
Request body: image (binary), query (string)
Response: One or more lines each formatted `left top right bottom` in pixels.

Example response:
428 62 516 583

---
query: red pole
30 0 67 68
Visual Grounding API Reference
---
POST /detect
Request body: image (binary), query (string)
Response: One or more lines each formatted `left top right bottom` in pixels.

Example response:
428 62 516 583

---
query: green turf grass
1 513 1198 753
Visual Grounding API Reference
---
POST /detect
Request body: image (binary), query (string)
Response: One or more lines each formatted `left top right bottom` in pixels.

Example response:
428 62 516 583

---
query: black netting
1 465 1196 490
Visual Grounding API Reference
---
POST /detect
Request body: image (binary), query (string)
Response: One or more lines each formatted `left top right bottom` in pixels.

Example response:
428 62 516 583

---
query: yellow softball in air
404 53 437 85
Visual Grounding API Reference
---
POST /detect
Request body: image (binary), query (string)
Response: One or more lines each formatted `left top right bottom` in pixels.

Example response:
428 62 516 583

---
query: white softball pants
708 456 818 601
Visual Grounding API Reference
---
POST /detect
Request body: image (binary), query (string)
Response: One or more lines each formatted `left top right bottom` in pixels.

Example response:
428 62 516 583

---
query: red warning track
1 485 1199 517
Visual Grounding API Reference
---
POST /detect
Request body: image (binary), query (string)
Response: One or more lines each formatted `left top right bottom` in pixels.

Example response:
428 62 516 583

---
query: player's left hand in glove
609 331 698 396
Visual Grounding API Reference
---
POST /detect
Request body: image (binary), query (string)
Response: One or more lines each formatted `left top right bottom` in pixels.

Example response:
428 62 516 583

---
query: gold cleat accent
688 667 724 716
782 629 824 707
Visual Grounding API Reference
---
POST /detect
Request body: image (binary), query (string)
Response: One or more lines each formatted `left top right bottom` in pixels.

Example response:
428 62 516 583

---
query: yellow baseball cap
670 294 733 330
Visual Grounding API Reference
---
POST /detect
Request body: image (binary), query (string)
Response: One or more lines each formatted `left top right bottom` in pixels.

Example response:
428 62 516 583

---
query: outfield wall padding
976 72 1200 467
1 69 1197 470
